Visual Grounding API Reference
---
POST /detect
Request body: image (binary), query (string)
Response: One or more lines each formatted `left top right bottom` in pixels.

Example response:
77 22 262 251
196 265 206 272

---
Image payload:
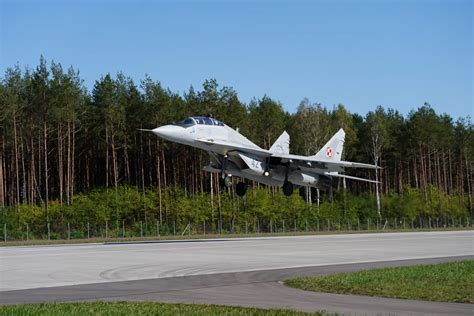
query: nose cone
152 125 188 143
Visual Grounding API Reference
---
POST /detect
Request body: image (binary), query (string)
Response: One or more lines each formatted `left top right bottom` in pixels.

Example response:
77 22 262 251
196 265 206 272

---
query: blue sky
1 0 472 119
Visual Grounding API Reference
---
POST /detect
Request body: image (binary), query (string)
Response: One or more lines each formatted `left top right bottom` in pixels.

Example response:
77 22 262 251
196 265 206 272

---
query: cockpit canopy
175 116 224 127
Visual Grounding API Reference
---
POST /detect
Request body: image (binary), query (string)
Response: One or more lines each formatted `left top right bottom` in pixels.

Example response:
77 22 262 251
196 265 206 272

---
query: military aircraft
148 116 378 197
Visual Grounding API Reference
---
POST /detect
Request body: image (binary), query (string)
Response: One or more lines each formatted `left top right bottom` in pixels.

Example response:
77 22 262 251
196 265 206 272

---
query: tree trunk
442 150 448 195
210 172 214 226
217 174 222 233
124 138 130 181
66 120 71 205
148 138 152 187
459 151 464 198
38 133 42 202
156 139 162 224
413 156 418 188
13 115 20 204
30 135 36 204
105 124 109 189
140 133 145 192
85 150 90 190
161 146 167 218
0 132 4 207
316 188 320 208
20 134 26 203
465 149 473 218
70 121 76 203
44 121 49 223
375 157 381 218
448 149 453 194
435 149 442 216
398 160 403 193
420 146 427 201
199 153 203 193
58 123 63 205
111 131 118 190
162 147 167 188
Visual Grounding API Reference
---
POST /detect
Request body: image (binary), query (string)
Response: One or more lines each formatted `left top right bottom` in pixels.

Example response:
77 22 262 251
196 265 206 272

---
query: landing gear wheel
282 181 294 196
236 182 247 197
220 175 232 188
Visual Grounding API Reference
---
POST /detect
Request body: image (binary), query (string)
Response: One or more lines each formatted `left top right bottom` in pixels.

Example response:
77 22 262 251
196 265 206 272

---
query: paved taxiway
1 231 473 315
1 257 472 315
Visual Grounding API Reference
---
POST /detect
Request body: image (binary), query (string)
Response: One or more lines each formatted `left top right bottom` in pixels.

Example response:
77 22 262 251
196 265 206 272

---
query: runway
1 231 473 315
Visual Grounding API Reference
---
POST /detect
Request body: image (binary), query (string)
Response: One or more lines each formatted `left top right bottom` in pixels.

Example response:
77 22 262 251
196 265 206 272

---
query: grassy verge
285 260 474 303
1 227 471 247
0 302 326 316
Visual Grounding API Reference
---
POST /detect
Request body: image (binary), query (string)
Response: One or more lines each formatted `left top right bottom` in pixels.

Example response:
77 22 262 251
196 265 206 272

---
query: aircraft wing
195 138 272 157
271 153 378 171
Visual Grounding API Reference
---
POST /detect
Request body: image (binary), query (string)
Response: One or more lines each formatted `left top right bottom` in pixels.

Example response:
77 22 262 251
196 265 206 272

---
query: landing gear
220 175 233 188
219 154 232 188
236 182 247 197
282 181 294 196
282 164 293 197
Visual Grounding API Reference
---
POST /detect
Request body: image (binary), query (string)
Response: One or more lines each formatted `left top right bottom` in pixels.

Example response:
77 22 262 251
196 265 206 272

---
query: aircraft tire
236 182 247 197
282 181 293 196
219 176 233 188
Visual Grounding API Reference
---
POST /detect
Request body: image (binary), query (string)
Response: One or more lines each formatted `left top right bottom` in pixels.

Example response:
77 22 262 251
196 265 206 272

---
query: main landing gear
282 181 294 196
282 164 293 197
236 182 247 197
220 175 247 197
219 153 247 197
219 175 233 188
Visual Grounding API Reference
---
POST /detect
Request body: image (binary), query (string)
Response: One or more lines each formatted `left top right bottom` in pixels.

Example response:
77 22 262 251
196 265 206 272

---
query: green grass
0 302 327 316
285 260 474 303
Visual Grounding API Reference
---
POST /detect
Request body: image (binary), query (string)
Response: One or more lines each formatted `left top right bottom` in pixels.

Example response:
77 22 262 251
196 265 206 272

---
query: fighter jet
150 116 378 197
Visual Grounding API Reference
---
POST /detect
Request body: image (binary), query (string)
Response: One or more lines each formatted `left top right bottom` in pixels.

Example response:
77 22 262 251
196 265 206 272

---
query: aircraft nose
152 125 183 140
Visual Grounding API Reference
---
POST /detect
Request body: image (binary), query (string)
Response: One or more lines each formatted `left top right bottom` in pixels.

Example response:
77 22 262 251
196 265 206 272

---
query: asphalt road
1 231 473 315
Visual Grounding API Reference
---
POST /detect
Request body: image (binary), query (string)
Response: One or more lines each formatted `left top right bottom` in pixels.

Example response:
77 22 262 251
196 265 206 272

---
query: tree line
0 57 472 235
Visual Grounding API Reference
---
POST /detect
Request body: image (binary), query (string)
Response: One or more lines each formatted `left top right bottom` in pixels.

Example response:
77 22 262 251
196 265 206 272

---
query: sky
1 0 472 119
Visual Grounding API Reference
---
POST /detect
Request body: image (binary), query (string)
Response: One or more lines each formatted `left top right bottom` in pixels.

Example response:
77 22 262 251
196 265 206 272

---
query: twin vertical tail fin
269 131 290 155
313 128 345 161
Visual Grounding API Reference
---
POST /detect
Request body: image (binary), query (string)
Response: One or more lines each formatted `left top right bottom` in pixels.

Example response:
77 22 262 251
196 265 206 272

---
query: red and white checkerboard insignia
326 147 333 157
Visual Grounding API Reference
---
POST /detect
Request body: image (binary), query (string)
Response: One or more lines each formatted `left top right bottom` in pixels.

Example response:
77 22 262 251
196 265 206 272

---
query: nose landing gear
220 175 233 188
219 154 233 188
220 176 247 196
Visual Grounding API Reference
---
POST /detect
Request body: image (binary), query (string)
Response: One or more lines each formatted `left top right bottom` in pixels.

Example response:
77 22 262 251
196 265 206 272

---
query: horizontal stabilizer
326 172 380 183
339 161 380 169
